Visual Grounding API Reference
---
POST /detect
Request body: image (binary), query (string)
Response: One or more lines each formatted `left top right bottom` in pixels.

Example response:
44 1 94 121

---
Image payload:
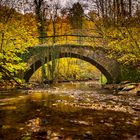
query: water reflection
0 81 140 140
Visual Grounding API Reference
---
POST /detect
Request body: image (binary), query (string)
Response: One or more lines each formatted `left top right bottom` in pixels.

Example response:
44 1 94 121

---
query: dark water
0 81 140 140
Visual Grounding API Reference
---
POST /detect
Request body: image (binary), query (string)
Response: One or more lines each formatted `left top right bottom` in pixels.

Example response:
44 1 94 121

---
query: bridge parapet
37 34 105 46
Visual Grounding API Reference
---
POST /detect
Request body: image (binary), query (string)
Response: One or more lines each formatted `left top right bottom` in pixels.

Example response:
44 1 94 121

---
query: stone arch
23 44 120 83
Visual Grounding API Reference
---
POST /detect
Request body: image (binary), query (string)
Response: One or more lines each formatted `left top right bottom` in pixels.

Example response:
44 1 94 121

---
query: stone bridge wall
22 44 121 83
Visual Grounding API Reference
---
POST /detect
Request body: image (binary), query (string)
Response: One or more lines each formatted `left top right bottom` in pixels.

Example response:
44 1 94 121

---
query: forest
0 0 140 87
1 1 140 140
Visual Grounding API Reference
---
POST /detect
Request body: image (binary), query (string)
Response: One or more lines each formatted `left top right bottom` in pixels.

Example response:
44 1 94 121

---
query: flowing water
0 81 140 140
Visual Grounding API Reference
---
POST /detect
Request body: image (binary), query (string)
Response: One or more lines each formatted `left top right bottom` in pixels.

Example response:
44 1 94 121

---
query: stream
0 81 140 140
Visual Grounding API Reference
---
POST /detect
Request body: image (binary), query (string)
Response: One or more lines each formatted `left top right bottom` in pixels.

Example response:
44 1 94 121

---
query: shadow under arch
24 52 113 84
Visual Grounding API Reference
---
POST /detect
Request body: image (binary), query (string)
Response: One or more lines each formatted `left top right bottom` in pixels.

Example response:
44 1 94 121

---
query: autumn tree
34 0 47 43
0 0 38 85
68 2 84 31
33 0 48 82
86 0 140 81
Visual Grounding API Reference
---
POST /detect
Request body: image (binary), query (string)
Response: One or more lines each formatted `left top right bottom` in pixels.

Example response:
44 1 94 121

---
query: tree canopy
0 0 140 86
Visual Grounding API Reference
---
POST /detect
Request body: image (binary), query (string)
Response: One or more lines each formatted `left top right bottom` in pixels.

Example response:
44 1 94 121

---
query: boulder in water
122 84 136 91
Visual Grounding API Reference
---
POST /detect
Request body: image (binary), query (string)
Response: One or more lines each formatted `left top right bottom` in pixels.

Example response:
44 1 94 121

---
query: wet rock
50 136 61 140
69 120 89 125
117 82 138 91
122 84 136 91
50 132 63 140
120 81 131 84
78 120 89 125
83 131 93 139
104 122 114 127
51 132 60 137
117 85 124 91
100 120 105 123
117 83 139 95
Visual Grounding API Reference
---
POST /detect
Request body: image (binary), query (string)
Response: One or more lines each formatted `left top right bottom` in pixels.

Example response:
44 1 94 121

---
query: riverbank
102 81 140 96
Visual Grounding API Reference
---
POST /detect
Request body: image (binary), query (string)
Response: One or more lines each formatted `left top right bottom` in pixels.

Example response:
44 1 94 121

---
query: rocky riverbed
0 81 140 140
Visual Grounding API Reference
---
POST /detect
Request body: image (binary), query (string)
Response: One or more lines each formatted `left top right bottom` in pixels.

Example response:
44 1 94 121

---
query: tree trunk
128 0 132 18
34 0 47 82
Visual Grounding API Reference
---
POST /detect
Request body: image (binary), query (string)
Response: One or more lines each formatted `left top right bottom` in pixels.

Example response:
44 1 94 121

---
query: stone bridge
22 44 121 84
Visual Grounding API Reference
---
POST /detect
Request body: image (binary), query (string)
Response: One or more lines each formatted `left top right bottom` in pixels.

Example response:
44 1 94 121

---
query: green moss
121 65 140 82
99 74 107 84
